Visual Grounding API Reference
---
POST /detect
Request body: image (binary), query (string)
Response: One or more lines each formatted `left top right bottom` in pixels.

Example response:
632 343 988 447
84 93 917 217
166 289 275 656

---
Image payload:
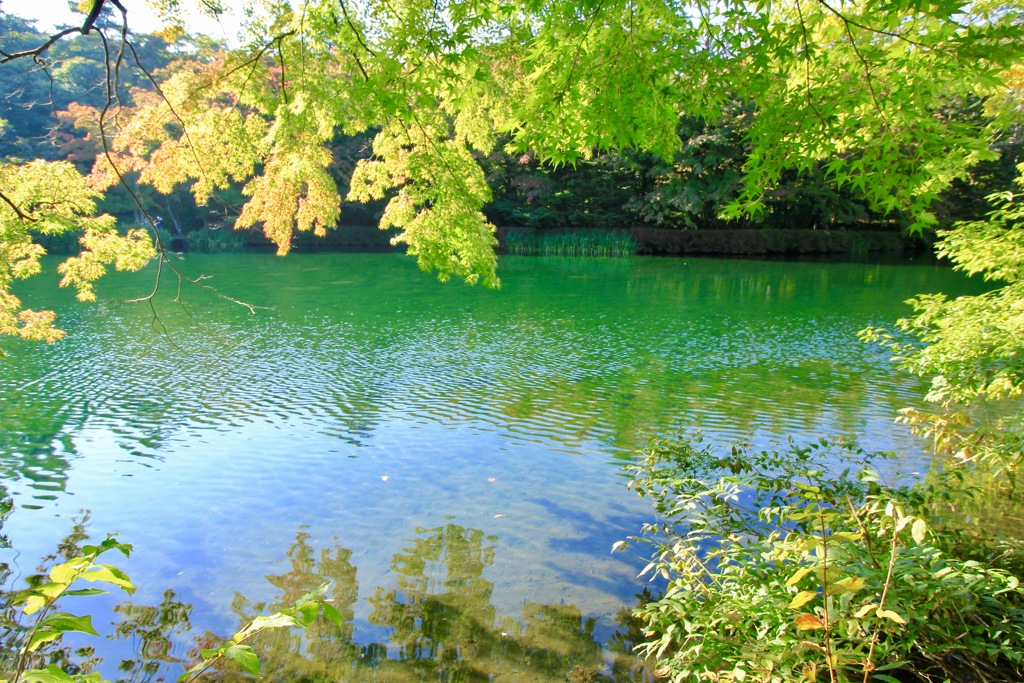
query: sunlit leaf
854 603 878 619
786 567 815 587
20 665 75 683
911 518 927 545
827 576 866 595
788 591 818 610
22 595 47 615
876 609 907 625
223 644 260 675
793 614 825 631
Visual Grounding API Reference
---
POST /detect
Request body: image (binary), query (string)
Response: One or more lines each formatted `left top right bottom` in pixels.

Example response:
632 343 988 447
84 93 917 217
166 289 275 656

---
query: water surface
0 253 987 680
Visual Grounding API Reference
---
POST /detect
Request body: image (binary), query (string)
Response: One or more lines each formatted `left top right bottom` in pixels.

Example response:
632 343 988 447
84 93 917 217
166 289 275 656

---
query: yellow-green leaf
786 566 815 587
22 595 46 615
82 565 135 594
911 518 927 545
788 591 818 610
876 609 907 625
20 664 75 683
854 603 878 619
49 558 88 584
827 576 866 595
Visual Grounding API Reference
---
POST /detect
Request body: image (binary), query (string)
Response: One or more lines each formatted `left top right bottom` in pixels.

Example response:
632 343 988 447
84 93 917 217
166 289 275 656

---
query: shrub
621 436 1024 683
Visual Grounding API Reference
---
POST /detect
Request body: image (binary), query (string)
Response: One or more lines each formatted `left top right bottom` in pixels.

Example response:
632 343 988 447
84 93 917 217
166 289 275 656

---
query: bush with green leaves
621 436 1024 683
862 162 1024 476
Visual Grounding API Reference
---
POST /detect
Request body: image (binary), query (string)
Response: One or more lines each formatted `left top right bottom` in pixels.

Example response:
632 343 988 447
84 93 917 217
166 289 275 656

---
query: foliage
1 537 137 683
0 160 155 344
621 436 1024 683
0 0 1022 339
862 163 1024 473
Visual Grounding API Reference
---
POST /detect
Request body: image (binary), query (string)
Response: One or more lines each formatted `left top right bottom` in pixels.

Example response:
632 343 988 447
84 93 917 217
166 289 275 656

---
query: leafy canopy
2 0 1024 339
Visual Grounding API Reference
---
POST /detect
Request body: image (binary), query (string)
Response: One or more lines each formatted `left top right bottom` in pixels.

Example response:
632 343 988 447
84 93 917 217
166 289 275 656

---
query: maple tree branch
0 0 117 64
794 0 829 129
814 0 929 48
276 35 289 104
0 189 37 223
0 28 79 64
338 0 377 57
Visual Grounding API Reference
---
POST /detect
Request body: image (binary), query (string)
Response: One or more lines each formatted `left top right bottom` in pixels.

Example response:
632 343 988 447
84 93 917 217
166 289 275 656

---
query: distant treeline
3 10 1020 253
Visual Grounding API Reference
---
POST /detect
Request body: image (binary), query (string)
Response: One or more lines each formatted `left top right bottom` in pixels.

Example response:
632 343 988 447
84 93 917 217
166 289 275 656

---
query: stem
845 494 879 570
862 521 900 683
817 504 837 683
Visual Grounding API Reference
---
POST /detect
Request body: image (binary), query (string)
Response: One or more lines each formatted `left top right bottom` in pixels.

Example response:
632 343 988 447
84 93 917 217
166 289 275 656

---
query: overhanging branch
0 0 113 64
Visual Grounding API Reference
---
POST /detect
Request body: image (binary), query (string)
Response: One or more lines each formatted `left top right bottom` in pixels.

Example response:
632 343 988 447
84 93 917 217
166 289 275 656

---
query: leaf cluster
621 436 1024 682
0 160 155 345
862 163 1024 472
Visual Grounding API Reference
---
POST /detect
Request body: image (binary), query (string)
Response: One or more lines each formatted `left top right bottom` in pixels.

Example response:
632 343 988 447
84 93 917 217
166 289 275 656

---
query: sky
1 0 241 38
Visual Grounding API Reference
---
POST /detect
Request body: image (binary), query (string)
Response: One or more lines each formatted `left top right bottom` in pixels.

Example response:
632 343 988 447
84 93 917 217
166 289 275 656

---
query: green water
0 253 989 681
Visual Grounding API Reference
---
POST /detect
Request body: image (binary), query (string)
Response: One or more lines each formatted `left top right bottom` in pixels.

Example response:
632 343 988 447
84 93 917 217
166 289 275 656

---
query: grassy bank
502 229 638 256
630 227 917 256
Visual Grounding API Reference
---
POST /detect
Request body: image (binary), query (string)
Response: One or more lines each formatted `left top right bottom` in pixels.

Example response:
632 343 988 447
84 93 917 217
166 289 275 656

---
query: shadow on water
0 512 650 683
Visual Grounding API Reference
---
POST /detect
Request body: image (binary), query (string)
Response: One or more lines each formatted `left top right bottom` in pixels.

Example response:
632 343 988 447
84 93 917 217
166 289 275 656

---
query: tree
2 0 1023 341
863 161 1024 474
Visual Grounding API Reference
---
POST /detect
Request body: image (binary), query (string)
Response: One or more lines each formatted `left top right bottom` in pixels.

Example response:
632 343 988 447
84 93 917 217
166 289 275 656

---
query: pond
0 252 988 681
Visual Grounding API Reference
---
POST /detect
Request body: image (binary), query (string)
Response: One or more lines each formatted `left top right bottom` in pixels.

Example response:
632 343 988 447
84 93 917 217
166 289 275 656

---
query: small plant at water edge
620 436 1024 682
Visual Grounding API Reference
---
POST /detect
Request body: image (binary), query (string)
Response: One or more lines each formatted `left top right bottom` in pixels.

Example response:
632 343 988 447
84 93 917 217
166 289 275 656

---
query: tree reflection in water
0 518 645 682
196 524 645 682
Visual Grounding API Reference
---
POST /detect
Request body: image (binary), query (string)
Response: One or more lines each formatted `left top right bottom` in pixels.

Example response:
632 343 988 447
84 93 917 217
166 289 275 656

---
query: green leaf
321 602 345 630
294 603 320 627
223 644 260 675
20 665 75 683
28 613 101 651
62 588 108 597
